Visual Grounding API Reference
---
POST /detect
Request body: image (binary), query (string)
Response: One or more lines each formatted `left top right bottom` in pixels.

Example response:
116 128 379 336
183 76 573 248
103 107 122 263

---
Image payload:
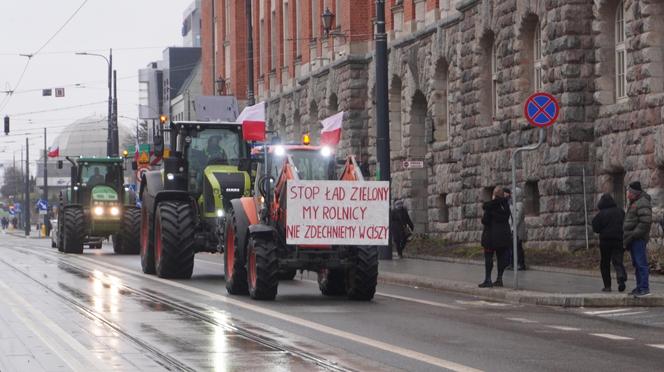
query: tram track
4 243 353 372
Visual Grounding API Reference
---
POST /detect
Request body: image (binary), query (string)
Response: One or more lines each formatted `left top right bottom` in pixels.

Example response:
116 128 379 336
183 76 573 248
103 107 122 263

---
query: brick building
202 0 664 251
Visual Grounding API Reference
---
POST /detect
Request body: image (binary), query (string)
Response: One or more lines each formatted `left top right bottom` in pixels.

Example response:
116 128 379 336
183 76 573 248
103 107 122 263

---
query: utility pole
43 127 48 209
25 137 30 236
246 0 255 106
112 69 119 156
375 0 391 259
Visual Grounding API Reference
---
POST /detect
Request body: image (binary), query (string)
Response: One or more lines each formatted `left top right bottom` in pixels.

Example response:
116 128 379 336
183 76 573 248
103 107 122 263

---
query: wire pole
112 69 119 156
25 137 30 236
44 127 48 206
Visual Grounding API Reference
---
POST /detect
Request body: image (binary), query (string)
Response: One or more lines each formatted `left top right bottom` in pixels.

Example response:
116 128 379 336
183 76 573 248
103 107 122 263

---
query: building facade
202 0 664 250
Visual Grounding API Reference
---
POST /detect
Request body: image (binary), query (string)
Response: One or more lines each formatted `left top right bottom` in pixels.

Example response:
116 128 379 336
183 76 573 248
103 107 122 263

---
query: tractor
56 156 140 254
138 121 253 279
224 142 380 301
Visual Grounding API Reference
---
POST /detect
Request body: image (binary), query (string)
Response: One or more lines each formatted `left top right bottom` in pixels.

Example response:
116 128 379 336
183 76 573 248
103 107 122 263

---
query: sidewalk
378 255 664 308
4 229 45 239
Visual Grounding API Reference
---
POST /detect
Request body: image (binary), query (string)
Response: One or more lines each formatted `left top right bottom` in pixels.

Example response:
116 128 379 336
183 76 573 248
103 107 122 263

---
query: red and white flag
320 111 344 146
47 146 59 158
237 101 266 142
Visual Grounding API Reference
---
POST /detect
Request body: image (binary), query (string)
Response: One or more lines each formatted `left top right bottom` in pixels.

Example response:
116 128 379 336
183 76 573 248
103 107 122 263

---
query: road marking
0 280 106 372
455 300 510 307
545 325 580 331
601 311 648 317
505 317 539 324
647 344 664 350
583 309 633 315
590 333 634 341
69 254 482 372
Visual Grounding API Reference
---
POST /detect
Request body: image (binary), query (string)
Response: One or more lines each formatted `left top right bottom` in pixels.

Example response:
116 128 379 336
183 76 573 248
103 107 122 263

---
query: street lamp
216 77 226 96
75 49 117 157
321 7 335 37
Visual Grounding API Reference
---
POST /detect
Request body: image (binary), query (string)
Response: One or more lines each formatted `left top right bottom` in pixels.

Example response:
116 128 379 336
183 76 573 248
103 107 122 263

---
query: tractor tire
57 219 64 252
345 246 378 301
153 201 195 279
113 208 141 254
62 208 85 254
140 206 156 274
247 236 279 300
278 269 297 281
224 209 248 295
318 268 346 296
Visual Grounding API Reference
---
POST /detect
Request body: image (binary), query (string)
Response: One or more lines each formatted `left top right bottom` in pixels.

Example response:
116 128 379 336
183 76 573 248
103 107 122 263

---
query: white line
505 317 539 324
601 311 648 317
546 325 581 331
647 344 664 350
69 254 482 372
583 309 633 315
589 333 634 341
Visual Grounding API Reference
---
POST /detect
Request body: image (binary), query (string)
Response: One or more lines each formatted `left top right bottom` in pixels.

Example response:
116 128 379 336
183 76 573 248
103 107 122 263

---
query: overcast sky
0 0 193 169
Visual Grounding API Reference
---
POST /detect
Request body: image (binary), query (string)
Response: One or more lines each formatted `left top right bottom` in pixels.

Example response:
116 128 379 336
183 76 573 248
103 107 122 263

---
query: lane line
647 344 664 350
68 253 482 372
505 317 539 324
589 333 634 341
546 325 581 331
583 309 633 315
0 281 106 372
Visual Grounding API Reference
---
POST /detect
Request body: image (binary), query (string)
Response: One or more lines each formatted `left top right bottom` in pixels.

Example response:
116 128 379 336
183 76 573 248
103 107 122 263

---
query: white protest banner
286 180 390 246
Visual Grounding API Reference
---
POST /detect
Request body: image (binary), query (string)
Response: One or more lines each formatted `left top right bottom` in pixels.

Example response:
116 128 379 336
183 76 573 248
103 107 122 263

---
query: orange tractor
223 143 379 300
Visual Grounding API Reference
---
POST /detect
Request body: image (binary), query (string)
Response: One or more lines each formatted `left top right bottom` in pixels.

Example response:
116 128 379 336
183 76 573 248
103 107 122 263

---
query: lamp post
321 7 334 37
75 49 115 156
216 77 226 96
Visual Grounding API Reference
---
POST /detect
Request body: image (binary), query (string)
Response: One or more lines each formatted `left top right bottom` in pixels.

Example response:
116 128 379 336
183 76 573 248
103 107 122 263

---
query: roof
77 157 124 164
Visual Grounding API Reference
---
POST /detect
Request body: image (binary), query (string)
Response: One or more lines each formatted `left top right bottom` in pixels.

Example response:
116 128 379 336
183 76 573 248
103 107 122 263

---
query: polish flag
320 111 344 146
47 146 59 158
237 101 266 142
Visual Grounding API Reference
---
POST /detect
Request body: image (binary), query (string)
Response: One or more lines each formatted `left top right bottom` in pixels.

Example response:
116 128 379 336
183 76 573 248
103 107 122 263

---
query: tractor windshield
80 163 122 188
289 150 334 180
187 127 246 194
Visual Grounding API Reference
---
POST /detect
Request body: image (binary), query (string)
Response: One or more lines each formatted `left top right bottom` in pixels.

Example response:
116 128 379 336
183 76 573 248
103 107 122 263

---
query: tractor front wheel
224 209 248 294
154 201 195 279
247 236 279 300
140 206 155 274
62 208 85 254
345 246 378 301
113 208 141 254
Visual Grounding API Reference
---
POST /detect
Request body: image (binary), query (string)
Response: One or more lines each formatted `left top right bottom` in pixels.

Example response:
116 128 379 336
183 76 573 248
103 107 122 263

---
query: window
438 193 449 223
433 59 449 142
615 1 626 99
224 0 231 41
534 22 543 91
283 1 290 67
271 1 277 70
525 181 540 216
335 0 342 28
491 42 498 117
296 0 302 56
311 0 319 40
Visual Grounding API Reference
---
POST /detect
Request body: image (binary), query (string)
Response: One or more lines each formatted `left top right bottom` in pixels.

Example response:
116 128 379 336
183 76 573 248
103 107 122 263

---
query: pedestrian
623 181 653 297
479 186 512 288
44 213 52 237
503 188 527 271
12 217 17 229
591 193 627 292
390 199 414 258
359 154 371 179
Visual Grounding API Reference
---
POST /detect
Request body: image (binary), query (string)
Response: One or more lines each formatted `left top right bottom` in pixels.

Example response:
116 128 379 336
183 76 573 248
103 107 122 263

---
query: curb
378 271 664 308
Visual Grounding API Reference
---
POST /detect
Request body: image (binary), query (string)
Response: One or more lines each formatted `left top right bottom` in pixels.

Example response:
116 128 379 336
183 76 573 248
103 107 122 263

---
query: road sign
402 160 424 169
37 199 48 211
136 166 150 183
54 88 65 97
524 92 559 128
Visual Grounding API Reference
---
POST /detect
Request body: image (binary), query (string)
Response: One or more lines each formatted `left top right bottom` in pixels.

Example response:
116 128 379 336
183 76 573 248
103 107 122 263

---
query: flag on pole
236 101 266 142
320 111 344 146
47 146 59 158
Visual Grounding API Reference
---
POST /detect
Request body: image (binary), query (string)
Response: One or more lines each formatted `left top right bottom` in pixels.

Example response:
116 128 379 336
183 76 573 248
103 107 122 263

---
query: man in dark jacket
390 199 414 258
623 181 652 297
592 194 627 292
479 186 512 288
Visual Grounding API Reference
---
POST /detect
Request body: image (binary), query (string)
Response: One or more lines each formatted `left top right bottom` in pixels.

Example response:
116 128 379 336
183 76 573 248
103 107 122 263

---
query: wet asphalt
0 234 663 372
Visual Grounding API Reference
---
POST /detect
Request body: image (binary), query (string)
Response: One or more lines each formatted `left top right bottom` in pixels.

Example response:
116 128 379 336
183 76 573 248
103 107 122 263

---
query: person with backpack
592 193 627 292
390 199 414 258
479 186 512 288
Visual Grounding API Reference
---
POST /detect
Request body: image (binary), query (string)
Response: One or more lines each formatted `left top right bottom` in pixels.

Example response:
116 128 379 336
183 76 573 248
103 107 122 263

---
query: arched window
615 1 626 99
534 22 543 91
491 42 498 117
479 32 495 124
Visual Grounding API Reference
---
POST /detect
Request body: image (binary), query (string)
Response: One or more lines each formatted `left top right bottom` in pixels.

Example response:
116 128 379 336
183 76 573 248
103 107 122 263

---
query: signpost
512 92 560 289
37 199 48 215
402 160 424 169
286 180 390 246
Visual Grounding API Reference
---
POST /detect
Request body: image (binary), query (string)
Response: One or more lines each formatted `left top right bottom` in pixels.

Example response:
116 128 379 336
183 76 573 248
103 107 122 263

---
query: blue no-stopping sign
524 92 559 128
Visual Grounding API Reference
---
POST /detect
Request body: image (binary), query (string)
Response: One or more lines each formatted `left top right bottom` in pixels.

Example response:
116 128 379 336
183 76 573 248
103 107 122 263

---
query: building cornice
456 0 481 13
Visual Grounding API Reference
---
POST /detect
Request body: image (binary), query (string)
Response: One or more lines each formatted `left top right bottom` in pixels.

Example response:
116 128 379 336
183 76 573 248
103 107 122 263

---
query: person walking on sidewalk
623 181 653 297
390 199 414 258
591 193 627 292
479 186 512 288
503 188 527 271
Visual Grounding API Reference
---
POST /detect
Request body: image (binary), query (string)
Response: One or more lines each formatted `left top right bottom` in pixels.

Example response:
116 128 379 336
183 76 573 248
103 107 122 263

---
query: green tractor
139 121 253 279
56 156 140 254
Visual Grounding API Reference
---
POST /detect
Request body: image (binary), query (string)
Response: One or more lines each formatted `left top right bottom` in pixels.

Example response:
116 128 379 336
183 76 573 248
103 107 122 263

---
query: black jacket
591 194 624 242
481 197 512 250
390 206 414 242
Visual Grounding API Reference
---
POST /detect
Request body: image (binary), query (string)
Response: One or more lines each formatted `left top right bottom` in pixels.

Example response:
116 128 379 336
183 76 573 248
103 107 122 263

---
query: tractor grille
214 172 245 210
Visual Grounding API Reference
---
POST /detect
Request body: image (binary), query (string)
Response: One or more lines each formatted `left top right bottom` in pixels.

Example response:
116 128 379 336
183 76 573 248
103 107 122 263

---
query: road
0 234 663 371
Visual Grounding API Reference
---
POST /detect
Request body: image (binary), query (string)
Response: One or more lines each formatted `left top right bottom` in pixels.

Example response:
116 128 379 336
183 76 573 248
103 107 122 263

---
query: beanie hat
628 181 642 193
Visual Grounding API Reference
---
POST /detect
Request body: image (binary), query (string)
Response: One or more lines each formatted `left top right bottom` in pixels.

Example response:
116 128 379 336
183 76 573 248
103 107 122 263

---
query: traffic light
159 115 168 125
4 115 8 135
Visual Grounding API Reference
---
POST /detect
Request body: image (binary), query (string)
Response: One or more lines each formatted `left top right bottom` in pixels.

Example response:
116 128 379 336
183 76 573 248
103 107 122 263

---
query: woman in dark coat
479 186 512 287
390 200 414 258
591 193 627 292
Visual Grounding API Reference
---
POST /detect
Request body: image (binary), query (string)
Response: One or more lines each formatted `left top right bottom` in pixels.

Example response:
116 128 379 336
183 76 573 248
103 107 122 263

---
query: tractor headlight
216 209 224 218
73 186 79 191
110 207 120 216
321 146 332 157
166 173 175 181
274 145 286 157
94 206 104 216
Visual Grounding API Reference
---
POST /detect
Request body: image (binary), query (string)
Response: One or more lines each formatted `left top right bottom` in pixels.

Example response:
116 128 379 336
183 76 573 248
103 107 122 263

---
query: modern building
183 0 203 47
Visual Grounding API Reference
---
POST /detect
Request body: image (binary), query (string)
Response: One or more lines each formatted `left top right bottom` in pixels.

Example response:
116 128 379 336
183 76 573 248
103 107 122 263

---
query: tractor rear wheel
113 208 141 254
318 268 346 296
140 206 155 274
345 246 378 301
62 208 85 254
247 236 279 300
154 201 195 279
224 208 248 294
57 219 64 252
